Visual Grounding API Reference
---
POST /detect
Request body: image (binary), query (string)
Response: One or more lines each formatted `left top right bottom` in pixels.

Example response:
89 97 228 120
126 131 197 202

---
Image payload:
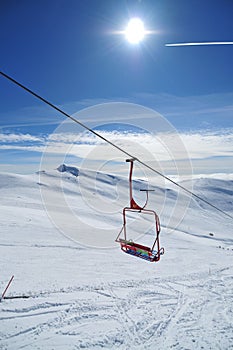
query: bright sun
125 18 145 44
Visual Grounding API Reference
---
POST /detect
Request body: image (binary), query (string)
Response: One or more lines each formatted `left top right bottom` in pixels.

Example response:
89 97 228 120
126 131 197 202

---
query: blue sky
0 0 233 175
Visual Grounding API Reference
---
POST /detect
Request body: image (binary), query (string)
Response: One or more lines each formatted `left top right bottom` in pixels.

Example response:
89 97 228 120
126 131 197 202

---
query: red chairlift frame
116 158 164 262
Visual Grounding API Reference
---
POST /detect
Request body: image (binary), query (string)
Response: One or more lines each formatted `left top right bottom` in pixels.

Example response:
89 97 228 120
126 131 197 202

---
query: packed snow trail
1 268 233 349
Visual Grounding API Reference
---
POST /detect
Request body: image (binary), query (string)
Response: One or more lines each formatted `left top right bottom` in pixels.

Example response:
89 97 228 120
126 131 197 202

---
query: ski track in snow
0 168 233 349
1 268 233 350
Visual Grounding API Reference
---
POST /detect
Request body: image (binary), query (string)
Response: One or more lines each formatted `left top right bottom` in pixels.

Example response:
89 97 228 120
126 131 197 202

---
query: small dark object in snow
209 232 214 236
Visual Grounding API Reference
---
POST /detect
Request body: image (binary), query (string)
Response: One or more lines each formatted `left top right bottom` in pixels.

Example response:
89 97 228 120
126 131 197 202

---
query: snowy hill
192 177 233 211
0 165 233 349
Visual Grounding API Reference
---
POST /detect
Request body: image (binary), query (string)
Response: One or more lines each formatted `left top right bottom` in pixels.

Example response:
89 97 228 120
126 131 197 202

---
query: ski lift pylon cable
1 70 233 221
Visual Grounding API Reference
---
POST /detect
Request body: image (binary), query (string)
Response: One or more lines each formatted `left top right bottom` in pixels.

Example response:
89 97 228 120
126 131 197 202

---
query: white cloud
1 129 233 176
39 129 233 179
0 133 43 143
0 144 45 152
2 129 233 161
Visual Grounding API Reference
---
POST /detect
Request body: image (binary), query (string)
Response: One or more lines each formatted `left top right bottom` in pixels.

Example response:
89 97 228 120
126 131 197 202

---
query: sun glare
125 18 145 44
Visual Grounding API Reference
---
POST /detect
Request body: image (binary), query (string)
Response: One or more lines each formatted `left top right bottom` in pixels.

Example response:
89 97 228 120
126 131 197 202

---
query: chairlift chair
116 158 164 262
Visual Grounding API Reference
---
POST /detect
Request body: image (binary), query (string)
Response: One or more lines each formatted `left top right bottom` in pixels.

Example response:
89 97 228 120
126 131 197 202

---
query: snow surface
0 165 233 349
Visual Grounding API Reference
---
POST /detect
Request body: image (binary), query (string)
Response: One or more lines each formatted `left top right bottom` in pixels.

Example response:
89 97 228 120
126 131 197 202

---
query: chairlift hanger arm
126 158 152 210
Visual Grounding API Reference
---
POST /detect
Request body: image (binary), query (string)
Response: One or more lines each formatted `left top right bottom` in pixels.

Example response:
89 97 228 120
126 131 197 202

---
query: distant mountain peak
57 164 79 177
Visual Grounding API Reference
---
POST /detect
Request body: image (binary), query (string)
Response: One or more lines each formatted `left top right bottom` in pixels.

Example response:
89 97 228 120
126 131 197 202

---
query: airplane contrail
165 42 233 47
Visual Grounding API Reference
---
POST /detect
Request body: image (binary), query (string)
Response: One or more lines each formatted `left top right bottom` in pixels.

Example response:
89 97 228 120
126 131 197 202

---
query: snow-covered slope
0 166 233 349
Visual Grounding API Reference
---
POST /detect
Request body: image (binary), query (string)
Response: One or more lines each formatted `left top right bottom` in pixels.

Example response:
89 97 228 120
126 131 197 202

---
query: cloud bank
1 128 233 176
